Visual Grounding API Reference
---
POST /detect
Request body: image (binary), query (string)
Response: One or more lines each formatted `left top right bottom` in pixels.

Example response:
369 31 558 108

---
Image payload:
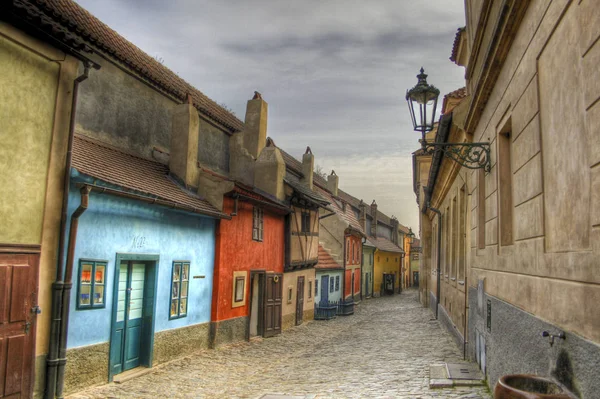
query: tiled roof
317 186 365 234
19 0 243 132
450 27 466 63
446 87 467 99
398 224 410 234
371 237 404 254
284 173 330 208
277 145 329 189
72 134 226 218
316 245 342 270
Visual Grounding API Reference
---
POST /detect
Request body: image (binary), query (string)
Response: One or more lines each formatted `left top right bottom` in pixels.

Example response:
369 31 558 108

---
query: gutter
46 62 95 399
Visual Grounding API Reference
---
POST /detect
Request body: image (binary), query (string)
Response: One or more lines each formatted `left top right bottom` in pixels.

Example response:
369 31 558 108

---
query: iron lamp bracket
421 140 491 173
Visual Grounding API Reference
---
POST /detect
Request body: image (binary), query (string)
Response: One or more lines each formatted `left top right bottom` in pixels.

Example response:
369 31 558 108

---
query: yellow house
372 238 404 296
1 7 85 397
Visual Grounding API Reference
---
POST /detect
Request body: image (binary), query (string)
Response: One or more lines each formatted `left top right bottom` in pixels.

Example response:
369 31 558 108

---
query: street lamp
407 228 415 244
406 68 491 172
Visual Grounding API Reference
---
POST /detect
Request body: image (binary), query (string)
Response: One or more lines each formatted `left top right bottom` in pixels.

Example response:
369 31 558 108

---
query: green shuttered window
170 261 190 320
77 260 107 309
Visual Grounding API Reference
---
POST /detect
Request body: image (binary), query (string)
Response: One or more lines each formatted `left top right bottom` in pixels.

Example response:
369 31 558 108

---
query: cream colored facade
414 0 600 396
281 269 315 330
0 21 79 397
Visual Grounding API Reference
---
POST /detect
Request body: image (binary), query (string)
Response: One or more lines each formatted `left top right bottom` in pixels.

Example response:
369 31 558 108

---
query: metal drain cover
446 363 483 380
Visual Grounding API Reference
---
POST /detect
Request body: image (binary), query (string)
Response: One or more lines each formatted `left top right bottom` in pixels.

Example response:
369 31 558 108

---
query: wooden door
0 252 39 399
295 277 304 326
320 275 329 304
263 274 282 338
111 261 146 375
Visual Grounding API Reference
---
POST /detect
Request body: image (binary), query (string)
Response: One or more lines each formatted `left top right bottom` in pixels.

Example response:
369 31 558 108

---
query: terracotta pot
494 375 574 399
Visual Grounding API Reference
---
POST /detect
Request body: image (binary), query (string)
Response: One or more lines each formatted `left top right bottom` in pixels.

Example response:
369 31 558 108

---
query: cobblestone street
69 290 490 399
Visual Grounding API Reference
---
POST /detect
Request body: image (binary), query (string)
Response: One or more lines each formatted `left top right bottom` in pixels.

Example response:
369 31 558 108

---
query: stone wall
64 342 109 395
153 323 210 365
210 316 248 347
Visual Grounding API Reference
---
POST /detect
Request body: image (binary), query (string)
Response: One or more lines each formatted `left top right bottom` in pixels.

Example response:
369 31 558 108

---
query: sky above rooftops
75 0 466 235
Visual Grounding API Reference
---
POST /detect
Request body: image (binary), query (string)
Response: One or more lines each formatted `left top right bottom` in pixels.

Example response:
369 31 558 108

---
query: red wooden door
263 274 282 338
0 252 39 399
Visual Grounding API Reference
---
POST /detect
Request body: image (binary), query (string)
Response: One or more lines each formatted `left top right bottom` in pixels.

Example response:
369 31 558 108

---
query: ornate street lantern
406 67 491 172
407 228 415 244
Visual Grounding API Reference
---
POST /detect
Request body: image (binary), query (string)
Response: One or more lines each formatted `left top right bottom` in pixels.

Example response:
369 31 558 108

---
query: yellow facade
372 250 402 295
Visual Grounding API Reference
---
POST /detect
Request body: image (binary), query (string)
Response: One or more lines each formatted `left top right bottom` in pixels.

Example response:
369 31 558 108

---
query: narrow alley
69 291 490 399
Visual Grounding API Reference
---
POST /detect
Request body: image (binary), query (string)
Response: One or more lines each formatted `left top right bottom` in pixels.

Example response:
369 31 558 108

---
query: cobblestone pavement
69 290 491 399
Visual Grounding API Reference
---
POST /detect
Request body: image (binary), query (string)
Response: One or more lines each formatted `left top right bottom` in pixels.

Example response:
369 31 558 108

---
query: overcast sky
76 0 466 235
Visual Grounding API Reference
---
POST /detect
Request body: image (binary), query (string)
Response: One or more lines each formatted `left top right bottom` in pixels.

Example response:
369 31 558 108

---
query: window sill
458 280 465 285
450 277 456 281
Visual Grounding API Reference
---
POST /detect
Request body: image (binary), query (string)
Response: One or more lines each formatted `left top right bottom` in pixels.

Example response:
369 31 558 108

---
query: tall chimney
327 170 339 196
243 91 268 159
170 93 199 187
359 200 367 232
255 138 286 201
370 200 378 237
301 147 314 190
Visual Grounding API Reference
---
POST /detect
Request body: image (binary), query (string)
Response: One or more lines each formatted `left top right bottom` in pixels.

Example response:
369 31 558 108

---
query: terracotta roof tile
25 0 243 132
446 87 467 99
450 27 466 63
316 245 342 270
72 135 226 217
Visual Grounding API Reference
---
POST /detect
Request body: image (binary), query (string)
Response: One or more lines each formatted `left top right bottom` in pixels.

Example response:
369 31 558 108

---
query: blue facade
65 186 216 349
314 270 344 304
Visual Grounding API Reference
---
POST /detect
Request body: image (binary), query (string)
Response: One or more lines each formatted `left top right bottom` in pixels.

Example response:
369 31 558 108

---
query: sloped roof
14 0 243 132
72 135 227 218
317 186 365 235
450 27 466 63
316 245 342 270
371 237 404 254
284 173 331 209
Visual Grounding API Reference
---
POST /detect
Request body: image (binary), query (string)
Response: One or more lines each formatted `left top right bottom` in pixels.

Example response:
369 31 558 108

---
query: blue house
64 135 229 388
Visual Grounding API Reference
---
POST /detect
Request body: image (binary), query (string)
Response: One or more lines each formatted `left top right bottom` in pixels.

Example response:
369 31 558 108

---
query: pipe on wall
55 185 91 399
428 204 442 320
46 63 91 399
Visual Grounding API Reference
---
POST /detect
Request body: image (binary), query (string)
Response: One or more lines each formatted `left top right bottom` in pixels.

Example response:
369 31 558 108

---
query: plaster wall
314 270 343 304
318 209 346 265
362 246 375 297
465 0 600 346
282 269 315 330
64 187 217 349
373 250 402 296
211 197 285 322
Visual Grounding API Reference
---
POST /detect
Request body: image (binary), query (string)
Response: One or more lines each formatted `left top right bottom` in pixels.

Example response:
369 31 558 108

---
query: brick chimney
255 138 285 201
359 200 367 232
370 200 378 237
327 170 338 196
301 147 314 190
243 91 268 159
170 93 199 187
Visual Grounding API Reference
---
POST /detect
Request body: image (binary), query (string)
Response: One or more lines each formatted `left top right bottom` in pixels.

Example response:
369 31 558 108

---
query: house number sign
131 235 147 249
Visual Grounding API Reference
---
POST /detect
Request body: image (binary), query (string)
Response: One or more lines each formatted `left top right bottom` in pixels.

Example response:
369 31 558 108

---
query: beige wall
282 269 315 330
464 0 600 343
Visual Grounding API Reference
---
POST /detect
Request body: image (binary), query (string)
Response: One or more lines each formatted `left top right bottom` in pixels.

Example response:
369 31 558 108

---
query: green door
111 261 146 374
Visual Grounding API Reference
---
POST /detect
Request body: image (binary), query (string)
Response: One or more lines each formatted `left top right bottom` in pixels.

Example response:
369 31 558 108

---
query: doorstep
429 363 485 389
113 367 152 384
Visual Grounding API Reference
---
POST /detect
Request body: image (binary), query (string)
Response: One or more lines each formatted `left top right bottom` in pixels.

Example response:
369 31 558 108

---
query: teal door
111 261 146 374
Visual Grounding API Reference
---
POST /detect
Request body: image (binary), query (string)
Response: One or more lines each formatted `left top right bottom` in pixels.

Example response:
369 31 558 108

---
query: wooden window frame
234 276 245 303
308 280 312 300
170 261 190 320
335 276 340 291
253 207 264 242
330 277 335 293
77 259 107 310
231 271 247 308
301 211 311 233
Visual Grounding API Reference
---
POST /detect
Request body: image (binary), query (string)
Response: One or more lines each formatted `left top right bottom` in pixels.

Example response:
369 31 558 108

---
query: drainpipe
342 233 347 302
428 204 442 320
56 185 91 399
46 63 92 399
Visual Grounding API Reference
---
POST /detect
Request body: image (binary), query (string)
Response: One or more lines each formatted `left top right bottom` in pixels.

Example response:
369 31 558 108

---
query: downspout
342 233 347 302
56 185 91 399
46 63 92 399
360 240 364 300
428 204 442 320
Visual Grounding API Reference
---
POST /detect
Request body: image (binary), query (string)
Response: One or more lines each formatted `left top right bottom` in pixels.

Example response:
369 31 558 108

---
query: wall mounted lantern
407 228 415 244
406 67 491 172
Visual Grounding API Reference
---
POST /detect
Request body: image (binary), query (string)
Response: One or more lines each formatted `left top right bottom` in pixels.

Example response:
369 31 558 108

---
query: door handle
24 321 31 335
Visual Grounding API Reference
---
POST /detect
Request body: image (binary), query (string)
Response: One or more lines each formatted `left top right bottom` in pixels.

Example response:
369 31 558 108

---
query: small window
253 207 264 242
287 286 293 303
77 260 107 309
335 276 340 291
386 257 389 262
301 211 311 233
170 262 190 319
231 271 247 308
395 257 398 262
308 281 312 299
315 279 319 296
234 277 245 302
330 277 335 293
346 239 350 261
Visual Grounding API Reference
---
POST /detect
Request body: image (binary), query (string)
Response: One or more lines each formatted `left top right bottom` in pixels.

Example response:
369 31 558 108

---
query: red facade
211 197 285 322
344 234 362 299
